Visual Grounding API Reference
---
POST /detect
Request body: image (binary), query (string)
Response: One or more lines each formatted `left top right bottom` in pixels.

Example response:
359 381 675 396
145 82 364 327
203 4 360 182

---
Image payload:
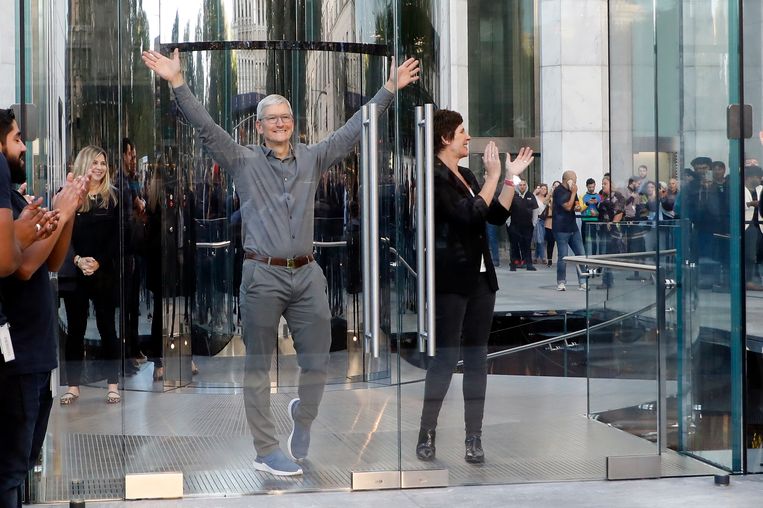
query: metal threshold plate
607 455 661 480
352 471 400 491
401 469 448 489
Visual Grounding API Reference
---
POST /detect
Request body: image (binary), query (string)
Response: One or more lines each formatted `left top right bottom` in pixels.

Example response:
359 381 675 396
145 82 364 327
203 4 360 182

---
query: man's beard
2 150 26 184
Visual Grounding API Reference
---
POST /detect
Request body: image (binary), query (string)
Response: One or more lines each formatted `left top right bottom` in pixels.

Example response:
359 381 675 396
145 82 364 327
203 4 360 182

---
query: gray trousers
239 259 331 456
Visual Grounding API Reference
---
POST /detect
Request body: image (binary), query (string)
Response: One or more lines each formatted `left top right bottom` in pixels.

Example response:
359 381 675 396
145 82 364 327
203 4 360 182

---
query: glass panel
119 0 401 495
609 0 744 473
32 0 407 501
38 0 127 503
670 0 742 472
585 223 664 450
742 0 763 473
584 222 722 475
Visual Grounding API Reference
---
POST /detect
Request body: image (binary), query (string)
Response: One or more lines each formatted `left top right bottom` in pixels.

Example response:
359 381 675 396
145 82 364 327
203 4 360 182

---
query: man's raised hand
142 49 184 88
385 57 420 92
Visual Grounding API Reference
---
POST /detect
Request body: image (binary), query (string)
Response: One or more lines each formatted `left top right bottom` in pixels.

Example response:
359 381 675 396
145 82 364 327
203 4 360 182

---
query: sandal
60 392 79 406
106 391 121 404
153 366 164 381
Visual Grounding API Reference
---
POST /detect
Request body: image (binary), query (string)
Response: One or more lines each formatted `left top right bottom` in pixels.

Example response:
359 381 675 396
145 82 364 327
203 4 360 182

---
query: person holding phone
552 170 587 291
581 178 601 255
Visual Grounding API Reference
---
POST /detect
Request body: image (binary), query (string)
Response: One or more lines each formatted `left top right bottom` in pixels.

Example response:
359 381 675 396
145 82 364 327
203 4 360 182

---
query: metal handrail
313 241 347 247
310 240 417 277
389 247 417 278
565 256 658 272
564 249 676 273
451 244 676 366
578 249 676 259
455 289 671 367
195 241 231 249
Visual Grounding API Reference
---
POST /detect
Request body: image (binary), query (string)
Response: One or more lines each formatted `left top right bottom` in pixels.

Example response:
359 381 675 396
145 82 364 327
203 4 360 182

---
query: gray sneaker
287 398 311 461
253 449 303 476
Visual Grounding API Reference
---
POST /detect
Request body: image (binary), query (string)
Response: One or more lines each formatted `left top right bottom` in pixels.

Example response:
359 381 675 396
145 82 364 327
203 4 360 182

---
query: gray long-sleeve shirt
172 83 395 259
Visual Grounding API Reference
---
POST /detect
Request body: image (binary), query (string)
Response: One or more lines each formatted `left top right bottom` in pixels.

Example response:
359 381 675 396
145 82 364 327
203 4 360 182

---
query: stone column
0 0 16 106
539 0 609 187
438 0 470 137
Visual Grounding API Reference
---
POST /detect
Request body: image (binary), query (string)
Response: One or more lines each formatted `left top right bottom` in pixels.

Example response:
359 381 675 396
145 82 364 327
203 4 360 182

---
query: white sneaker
578 283 588 291
556 282 566 291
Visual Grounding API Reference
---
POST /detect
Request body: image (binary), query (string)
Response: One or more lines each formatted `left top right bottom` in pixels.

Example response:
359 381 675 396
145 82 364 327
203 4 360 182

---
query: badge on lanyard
0 323 14 362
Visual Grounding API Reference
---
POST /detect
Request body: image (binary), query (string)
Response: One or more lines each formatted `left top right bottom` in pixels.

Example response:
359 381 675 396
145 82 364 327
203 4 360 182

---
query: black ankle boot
465 434 484 464
416 428 436 461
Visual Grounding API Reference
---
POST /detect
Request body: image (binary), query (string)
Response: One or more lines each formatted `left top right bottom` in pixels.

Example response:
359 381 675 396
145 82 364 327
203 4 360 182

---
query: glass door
610 0 745 473
118 0 405 497
665 0 744 473
32 0 413 501
742 0 763 473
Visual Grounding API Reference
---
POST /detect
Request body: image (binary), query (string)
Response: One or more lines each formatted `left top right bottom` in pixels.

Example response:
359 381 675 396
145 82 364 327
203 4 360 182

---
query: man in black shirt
552 170 586 291
114 138 146 372
0 108 86 508
507 179 538 270
0 154 58 285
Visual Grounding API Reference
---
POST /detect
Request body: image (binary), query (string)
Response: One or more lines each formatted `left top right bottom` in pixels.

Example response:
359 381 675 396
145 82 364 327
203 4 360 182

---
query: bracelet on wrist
504 179 514 187
74 255 80 267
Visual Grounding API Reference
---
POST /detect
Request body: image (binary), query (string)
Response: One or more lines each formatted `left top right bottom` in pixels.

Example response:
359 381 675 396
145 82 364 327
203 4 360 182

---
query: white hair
256 94 293 120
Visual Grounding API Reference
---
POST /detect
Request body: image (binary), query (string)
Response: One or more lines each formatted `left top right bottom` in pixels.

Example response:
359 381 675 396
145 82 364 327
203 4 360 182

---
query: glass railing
577 222 678 448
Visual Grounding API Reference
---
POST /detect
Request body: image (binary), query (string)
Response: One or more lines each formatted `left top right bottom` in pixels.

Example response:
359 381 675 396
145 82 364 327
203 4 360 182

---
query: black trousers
745 226 761 282
545 227 556 261
420 274 496 435
148 292 163 369
508 225 534 266
0 371 52 508
62 277 120 385
122 256 141 359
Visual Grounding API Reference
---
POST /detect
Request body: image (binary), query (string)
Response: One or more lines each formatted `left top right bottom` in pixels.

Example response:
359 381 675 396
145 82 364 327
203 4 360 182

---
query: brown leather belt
245 252 315 269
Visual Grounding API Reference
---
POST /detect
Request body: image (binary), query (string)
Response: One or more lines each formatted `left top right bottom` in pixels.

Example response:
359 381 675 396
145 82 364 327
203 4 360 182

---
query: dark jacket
508 189 538 231
433 158 511 295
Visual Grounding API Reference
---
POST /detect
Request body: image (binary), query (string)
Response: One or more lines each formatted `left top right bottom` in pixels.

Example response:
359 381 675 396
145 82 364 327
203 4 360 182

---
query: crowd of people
489 158 740 291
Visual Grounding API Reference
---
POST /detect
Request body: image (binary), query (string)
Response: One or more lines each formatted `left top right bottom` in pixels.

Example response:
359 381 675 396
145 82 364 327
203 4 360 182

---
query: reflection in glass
609 0 743 472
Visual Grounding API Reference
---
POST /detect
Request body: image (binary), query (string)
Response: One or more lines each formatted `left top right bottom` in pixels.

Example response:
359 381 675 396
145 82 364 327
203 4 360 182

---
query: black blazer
433 158 511 295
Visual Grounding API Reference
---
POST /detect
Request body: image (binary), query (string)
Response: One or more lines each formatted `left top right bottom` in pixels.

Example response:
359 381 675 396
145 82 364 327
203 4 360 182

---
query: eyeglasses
261 114 293 124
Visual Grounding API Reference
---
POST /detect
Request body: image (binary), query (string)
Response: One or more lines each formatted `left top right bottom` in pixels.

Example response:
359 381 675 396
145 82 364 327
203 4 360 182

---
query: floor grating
36 376 724 502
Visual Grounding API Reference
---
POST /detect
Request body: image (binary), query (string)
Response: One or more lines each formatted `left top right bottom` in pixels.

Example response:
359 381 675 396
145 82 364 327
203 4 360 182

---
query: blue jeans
553 229 585 284
486 224 501 267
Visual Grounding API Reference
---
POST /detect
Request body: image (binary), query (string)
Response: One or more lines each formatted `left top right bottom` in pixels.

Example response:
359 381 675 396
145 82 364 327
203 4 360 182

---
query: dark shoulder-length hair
433 109 463 154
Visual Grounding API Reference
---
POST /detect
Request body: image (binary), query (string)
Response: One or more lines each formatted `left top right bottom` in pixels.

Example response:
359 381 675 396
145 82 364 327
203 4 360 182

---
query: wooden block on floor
125 472 183 500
